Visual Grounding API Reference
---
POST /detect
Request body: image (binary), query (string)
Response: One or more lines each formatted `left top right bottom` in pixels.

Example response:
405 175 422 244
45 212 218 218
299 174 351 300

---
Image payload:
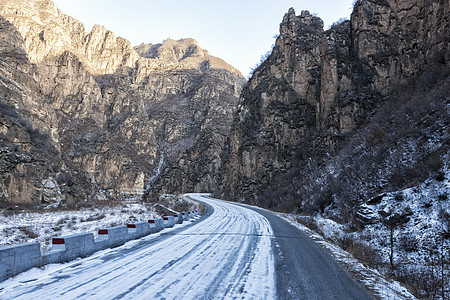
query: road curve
0 194 275 299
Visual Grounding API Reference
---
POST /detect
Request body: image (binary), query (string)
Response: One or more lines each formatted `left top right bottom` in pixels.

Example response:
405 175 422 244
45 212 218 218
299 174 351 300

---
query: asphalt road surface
0 194 372 299
240 202 373 299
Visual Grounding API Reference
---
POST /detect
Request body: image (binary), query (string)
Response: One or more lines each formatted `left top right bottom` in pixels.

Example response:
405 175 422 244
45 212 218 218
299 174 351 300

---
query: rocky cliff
0 15 77 206
220 0 449 210
0 0 245 207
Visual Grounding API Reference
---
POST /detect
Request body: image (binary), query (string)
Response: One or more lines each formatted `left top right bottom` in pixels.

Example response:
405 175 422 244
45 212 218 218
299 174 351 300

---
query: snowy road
0 194 275 299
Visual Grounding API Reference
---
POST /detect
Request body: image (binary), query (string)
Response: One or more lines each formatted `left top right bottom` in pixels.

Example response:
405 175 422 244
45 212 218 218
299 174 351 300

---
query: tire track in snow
0 194 275 299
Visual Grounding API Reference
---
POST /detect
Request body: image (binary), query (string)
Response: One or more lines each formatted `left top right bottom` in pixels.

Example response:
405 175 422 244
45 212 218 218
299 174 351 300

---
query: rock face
0 0 245 207
351 0 449 91
134 38 242 76
220 0 449 209
0 16 75 205
0 0 138 75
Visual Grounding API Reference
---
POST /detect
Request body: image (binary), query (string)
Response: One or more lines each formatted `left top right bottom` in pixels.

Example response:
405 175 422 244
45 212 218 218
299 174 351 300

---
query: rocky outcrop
351 0 449 92
0 16 82 206
0 0 138 75
0 0 245 206
134 38 242 77
220 0 449 206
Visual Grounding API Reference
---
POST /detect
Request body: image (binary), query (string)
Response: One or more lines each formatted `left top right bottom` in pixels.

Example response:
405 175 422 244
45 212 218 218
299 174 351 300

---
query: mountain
218 2 449 297
134 38 242 76
0 15 66 206
219 0 449 211
0 0 245 207
1 0 449 296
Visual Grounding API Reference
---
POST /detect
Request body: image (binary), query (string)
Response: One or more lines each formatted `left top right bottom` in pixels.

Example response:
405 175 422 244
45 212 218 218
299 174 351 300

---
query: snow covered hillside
292 168 449 299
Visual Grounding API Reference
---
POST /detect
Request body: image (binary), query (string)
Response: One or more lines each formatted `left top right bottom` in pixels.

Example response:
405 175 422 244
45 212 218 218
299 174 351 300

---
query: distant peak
134 38 206 61
133 38 242 77
281 7 324 33
283 7 297 24
163 38 198 45
91 24 108 34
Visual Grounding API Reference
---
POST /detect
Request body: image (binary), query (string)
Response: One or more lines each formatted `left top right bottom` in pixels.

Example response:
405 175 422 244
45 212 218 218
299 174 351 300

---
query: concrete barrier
53 233 96 261
0 243 41 282
148 219 156 230
162 216 175 227
42 249 65 265
127 222 150 238
173 214 183 224
0 205 202 282
148 219 164 232
127 224 137 234
96 226 128 248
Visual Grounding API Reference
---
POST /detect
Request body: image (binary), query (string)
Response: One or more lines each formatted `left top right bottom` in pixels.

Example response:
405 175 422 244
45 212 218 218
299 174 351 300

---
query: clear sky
53 0 355 77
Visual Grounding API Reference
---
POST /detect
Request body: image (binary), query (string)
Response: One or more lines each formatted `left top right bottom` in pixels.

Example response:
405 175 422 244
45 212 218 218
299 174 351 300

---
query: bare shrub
337 235 382 268
127 215 137 222
171 198 192 212
295 216 320 233
155 204 171 216
17 226 37 239
394 193 404 202
398 234 419 253
85 213 105 222
394 264 445 299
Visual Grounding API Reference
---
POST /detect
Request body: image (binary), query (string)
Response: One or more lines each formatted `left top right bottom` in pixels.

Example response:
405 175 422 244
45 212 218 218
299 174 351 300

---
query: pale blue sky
53 0 355 77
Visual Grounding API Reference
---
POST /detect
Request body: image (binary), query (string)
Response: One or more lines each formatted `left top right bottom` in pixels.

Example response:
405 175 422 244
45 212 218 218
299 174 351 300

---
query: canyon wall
0 0 245 207
220 0 449 210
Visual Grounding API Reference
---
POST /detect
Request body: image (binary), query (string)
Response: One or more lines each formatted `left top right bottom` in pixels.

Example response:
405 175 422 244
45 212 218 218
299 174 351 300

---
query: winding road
0 194 371 299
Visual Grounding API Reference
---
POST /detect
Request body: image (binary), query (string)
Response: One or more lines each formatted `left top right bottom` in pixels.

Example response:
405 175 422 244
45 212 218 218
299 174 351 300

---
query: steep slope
220 0 449 209
0 0 245 206
0 16 83 206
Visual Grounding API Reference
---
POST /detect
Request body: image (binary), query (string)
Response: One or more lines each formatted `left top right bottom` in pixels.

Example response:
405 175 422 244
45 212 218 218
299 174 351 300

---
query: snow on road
0 194 275 299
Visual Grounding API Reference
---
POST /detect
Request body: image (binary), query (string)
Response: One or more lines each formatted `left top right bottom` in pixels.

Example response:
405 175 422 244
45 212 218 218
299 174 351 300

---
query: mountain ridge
0 0 245 206
0 0 242 77
219 1 449 206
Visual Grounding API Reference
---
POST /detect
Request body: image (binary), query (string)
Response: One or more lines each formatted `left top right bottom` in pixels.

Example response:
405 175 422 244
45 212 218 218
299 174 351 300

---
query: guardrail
0 210 200 282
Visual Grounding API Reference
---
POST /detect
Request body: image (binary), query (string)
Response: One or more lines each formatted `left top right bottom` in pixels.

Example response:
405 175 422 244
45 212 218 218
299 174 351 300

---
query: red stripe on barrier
52 238 65 244
127 224 136 228
98 229 109 235
182 213 186 215
163 217 168 220
148 220 155 223
173 215 178 218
